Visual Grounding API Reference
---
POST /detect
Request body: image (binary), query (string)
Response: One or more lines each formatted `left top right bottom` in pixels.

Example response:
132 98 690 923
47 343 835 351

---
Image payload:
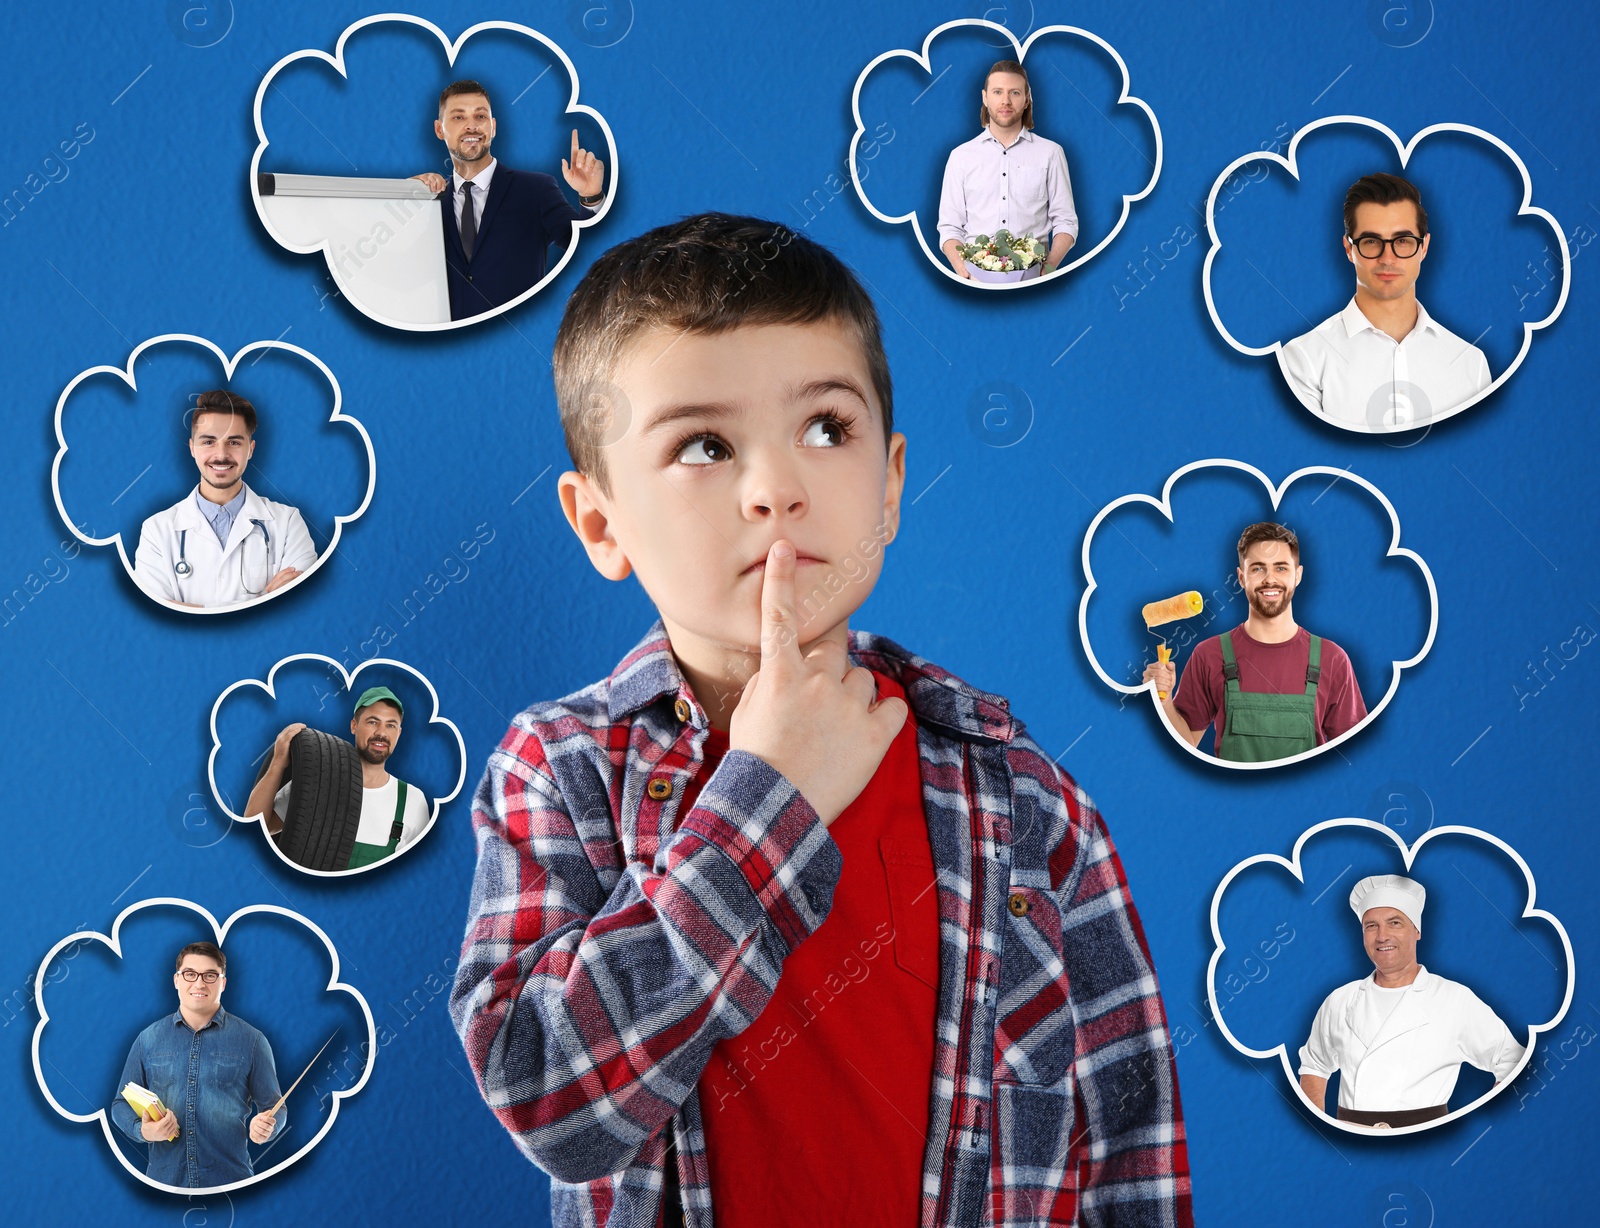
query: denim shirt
111 1007 286 1188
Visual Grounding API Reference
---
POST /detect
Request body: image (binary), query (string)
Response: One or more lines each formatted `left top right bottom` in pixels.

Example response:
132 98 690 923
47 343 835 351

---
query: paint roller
1142 590 1205 699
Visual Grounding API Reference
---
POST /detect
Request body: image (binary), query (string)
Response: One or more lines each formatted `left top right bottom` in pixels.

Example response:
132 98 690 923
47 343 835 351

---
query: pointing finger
759 540 801 667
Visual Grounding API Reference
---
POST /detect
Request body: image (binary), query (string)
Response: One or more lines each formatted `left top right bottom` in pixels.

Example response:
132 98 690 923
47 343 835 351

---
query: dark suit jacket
440 164 593 320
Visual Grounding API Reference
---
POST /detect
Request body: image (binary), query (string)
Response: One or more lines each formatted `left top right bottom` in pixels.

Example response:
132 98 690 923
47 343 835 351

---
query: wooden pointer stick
266 1029 340 1117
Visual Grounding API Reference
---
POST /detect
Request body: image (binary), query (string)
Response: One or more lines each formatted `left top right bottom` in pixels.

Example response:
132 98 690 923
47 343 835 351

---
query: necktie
460 180 477 261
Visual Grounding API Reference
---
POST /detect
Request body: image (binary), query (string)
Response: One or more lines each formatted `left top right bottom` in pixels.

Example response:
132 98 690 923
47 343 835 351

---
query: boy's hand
729 541 908 827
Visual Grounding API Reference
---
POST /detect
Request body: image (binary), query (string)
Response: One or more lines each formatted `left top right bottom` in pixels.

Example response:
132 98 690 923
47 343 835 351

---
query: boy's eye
800 417 847 448
675 435 730 465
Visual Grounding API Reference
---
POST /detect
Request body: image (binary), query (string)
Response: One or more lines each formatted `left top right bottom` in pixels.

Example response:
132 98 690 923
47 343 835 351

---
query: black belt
1337 1104 1448 1128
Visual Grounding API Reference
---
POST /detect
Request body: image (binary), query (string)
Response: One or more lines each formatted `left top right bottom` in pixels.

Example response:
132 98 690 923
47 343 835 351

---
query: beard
1247 585 1292 619
201 467 241 492
451 134 491 163
358 740 392 766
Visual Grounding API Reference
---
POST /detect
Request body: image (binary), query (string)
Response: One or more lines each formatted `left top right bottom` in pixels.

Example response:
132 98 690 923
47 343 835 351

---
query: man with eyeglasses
1280 172 1490 429
111 942 286 1188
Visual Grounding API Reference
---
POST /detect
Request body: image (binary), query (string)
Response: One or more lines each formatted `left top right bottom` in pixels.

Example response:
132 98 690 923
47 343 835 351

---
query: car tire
260 728 363 872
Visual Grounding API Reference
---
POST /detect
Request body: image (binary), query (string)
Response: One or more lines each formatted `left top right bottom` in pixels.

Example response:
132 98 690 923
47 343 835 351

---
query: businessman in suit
413 79 606 322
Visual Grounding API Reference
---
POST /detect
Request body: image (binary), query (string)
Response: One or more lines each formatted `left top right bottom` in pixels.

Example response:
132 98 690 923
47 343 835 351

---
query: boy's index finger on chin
760 540 800 664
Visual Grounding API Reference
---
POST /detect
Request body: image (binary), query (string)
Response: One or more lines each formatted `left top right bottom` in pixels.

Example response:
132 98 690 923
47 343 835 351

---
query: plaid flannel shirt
452 622 1192 1227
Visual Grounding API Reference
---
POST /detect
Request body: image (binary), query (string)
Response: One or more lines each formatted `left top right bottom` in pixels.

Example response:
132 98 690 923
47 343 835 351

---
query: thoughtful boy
451 214 1191 1227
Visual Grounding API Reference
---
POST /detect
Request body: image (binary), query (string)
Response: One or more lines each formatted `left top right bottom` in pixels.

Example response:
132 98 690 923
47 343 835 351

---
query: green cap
353 686 403 718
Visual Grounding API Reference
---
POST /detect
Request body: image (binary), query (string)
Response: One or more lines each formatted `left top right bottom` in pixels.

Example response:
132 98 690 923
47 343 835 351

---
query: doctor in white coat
132 391 317 610
1298 874 1525 1128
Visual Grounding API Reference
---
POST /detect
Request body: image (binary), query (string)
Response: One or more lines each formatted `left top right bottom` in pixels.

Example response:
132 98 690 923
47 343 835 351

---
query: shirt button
1008 892 1030 917
673 698 691 723
647 778 673 801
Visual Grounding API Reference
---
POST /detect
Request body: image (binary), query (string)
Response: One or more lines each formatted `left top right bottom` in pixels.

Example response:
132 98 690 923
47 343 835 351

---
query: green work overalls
345 780 410 870
1217 631 1322 762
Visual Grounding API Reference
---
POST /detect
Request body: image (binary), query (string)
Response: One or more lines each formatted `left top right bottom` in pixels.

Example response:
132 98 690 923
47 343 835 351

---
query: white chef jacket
131 483 316 610
1298 966 1525 1112
1278 297 1491 430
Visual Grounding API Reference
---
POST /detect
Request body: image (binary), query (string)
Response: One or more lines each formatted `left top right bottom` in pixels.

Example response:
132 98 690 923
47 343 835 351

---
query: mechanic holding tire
244 687 431 872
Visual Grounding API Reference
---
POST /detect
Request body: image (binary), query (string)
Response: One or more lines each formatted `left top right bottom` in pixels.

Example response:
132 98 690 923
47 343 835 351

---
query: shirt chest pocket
992 884 1074 1086
879 837 940 991
144 1054 181 1102
1009 165 1048 209
206 1051 249 1099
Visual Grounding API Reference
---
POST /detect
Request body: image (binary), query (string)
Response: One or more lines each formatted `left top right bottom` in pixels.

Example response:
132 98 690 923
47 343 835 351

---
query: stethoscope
174 518 273 595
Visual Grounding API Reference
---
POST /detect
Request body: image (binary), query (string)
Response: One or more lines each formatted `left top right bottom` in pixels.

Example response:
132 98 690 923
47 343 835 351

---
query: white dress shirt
1298 966 1524 1112
452 158 498 229
1279 297 1491 429
936 127 1078 248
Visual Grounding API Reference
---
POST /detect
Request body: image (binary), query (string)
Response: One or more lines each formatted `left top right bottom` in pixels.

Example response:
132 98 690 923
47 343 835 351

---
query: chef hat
1349 874 1425 934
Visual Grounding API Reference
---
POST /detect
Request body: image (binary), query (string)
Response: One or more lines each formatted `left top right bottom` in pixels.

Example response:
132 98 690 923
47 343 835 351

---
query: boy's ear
558 470 633 581
880 432 908 546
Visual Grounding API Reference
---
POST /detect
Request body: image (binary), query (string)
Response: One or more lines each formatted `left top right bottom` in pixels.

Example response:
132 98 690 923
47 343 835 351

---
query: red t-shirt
1174 624 1367 751
689 671 937 1227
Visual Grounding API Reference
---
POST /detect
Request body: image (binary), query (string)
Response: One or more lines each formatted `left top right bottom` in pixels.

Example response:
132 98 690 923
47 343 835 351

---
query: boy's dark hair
439 79 491 118
190 390 256 436
1237 522 1300 564
175 942 225 974
979 60 1034 130
1343 172 1428 238
552 213 894 494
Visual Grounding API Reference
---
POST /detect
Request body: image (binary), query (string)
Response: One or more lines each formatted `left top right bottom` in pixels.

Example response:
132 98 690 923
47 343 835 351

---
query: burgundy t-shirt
688 671 937 1228
1174 624 1367 752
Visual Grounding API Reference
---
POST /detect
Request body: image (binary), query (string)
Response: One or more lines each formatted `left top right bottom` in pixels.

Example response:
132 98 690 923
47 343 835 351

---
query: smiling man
1143 521 1367 762
1280 172 1491 429
1298 875 1526 1128
111 942 286 1187
410 80 606 321
247 686 431 871
131 390 317 609
936 59 1078 278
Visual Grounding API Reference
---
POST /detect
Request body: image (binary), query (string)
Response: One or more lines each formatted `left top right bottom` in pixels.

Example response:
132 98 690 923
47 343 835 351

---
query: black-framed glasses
1350 233 1422 259
178 969 221 983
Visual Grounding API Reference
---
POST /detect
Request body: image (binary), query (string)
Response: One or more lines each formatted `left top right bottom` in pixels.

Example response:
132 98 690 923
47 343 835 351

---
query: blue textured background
3 2 1595 1225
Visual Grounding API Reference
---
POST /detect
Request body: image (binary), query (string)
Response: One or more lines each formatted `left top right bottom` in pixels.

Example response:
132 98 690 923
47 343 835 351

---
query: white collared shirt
1298 966 1524 1112
452 158 498 229
1279 297 1491 430
936 127 1078 248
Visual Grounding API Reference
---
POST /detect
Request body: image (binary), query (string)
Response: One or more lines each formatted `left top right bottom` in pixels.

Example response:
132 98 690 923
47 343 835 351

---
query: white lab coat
131 483 317 609
1298 966 1525 1112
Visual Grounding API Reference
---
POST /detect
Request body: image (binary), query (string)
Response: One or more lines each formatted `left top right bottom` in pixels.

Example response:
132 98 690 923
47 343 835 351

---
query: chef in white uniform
1298 874 1525 1128
131 390 316 610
